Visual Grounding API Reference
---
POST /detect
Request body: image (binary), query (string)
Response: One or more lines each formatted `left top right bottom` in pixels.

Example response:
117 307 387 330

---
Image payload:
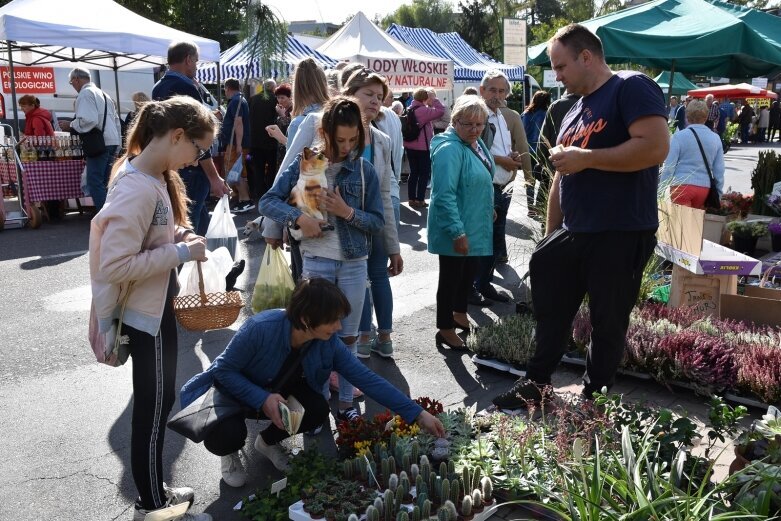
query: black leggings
202 380 330 456
436 255 478 330
126 274 178 511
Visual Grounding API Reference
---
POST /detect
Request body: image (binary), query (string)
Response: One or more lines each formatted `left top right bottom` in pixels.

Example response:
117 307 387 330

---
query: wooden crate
668 264 737 316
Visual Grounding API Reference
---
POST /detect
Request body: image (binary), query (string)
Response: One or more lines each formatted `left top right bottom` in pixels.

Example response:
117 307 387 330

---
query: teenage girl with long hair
260 96 385 423
89 95 215 521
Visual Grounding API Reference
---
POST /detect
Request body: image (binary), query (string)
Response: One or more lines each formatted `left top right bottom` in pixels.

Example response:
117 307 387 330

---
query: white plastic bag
178 247 235 295
226 155 242 185
206 195 238 259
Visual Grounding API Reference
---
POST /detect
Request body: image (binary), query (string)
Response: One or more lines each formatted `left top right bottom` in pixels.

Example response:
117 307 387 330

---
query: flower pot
731 235 759 256
772 232 781 252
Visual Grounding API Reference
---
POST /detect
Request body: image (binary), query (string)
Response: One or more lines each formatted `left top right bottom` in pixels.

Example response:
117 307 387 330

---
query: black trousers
475 185 511 291
126 273 178 511
526 228 656 395
249 147 278 201
202 380 330 456
436 255 478 329
406 148 431 201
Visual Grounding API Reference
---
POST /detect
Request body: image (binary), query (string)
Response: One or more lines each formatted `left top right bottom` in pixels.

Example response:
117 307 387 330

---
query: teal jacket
427 127 495 257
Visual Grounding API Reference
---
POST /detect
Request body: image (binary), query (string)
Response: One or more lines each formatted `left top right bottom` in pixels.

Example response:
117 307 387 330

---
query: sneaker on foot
163 483 194 507
491 378 552 410
233 201 255 214
371 339 394 358
356 338 374 359
220 452 247 488
254 435 291 472
337 406 361 423
133 501 211 521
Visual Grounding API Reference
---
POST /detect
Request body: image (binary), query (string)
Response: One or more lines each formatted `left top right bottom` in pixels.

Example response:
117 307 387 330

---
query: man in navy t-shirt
152 41 230 235
220 77 254 213
492 24 669 409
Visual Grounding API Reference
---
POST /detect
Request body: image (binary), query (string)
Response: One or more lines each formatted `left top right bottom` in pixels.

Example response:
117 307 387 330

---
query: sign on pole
751 77 768 89
503 18 526 67
543 70 563 88
1 66 57 94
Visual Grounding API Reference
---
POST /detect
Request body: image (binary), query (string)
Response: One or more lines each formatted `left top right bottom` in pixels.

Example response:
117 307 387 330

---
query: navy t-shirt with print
557 71 667 232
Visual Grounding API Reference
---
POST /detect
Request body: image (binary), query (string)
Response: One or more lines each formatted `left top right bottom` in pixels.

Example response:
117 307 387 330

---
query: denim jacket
259 154 385 259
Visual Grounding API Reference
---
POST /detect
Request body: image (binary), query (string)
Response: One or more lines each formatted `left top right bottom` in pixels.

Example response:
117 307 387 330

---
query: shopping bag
225 155 242 185
251 246 295 313
205 195 238 259
178 247 235 295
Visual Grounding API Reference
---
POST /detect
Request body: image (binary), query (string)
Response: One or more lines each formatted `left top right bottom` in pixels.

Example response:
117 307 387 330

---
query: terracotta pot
472 504 484 514
483 498 494 507
728 445 750 475
310 514 324 521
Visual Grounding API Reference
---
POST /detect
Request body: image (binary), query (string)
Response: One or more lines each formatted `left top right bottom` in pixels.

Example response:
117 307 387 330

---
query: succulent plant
449 477 460 506
421 499 431 519
402 453 411 474
400 476 411 497
419 454 429 467
373 497 383 513
416 474 425 495
440 478 450 504
366 505 379 521
439 461 448 478
396 512 409 521
471 466 482 493
755 407 781 439
388 455 397 475
395 486 404 511
416 492 428 511
472 489 483 509
412 505 421 521
410 463 419 482
384 489 394 521
348 514 359 521
461 495 473 517
411 441 420 464
480 476 493 501
437 508 450 521
443 500 458 520
389 473 399 491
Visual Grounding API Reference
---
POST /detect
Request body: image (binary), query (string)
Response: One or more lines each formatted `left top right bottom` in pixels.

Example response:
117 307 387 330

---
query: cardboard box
720 285 781 327
669 264 737 316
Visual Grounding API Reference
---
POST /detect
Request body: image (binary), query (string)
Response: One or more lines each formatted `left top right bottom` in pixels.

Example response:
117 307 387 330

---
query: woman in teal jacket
428 95 494 349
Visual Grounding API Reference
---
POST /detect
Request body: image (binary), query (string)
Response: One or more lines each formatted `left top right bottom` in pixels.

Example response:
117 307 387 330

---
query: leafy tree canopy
379 0 457 33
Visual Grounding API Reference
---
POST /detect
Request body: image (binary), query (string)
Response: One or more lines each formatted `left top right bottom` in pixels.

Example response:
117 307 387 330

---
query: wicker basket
173 261 243 331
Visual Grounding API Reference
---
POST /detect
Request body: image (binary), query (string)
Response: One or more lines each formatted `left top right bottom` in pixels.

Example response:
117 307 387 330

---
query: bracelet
345 208 356 222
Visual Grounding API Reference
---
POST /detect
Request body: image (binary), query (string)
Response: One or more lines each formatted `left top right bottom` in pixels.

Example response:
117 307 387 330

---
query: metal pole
6 40 20 137
113 56 121 117
217 60 222 106
668 59 676 102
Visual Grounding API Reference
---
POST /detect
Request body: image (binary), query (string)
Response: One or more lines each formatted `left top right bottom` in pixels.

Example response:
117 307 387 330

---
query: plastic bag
225 155 242 185
206 195 238 259
252 246 295 313
177 247 235 296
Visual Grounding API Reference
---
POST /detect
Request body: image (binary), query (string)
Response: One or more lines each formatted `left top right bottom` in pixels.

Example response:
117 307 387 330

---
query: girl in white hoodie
89 95 215 521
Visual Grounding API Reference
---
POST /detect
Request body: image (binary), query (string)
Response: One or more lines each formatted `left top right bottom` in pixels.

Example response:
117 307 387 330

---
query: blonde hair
451 94 489 126
686 99 708 124
292 58 330 117
112 96 218 227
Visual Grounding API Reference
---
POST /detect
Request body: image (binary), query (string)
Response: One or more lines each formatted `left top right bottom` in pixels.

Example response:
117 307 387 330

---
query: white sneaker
254 435 291 472
163 483 194 507
221 452 248 488
133 501 212 521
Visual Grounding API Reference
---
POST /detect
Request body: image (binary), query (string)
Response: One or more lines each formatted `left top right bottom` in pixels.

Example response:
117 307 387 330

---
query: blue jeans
391 195 400 228
180 166 211 236
302 254 367 403
359 236 393 336
406 149 431 201
475 185 510 290
86 145 118 211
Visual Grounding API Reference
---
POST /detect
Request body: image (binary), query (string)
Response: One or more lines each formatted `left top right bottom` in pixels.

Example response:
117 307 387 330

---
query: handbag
81 91 108 158
167 386 245 443
167 343 312 443
689 128 721 210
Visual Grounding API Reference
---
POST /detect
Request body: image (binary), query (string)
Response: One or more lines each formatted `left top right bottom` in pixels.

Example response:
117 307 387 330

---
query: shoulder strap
688 128 714 181
98 91 108 132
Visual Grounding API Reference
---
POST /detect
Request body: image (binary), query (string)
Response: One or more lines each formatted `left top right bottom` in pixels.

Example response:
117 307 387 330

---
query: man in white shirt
471 70 525 306
60 68 122 211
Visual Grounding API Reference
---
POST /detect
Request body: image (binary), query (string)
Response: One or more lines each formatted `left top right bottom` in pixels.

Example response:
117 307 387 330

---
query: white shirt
488 109 512 185
71 82 122 147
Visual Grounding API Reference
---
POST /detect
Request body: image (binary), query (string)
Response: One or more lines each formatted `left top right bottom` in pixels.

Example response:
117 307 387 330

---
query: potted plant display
726 220 768 256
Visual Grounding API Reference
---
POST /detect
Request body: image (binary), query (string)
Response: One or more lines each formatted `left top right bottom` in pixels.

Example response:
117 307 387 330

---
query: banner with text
359 56 452 93
1 66 56 94
503 18 527 67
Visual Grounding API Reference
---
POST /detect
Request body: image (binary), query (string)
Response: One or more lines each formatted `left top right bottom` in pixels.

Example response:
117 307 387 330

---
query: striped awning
386 24 525 82
196 33 337 83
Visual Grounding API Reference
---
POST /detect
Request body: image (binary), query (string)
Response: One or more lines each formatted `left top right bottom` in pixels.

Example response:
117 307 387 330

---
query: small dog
243 215 265 238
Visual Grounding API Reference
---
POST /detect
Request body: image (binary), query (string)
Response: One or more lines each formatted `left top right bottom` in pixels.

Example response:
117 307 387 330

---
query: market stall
316 12 454 93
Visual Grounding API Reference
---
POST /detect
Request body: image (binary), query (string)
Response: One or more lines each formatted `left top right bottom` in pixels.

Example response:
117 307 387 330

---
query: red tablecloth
0 160 19 198
21 160 86 203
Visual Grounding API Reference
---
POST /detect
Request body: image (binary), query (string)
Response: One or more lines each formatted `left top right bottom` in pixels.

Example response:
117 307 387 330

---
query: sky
260 0 412 25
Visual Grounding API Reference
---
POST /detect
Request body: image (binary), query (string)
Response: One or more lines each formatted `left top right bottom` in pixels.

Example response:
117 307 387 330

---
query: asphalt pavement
0 141 776 520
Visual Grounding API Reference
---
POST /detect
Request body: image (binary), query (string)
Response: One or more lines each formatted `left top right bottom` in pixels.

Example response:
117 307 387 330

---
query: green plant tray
472 354 525 377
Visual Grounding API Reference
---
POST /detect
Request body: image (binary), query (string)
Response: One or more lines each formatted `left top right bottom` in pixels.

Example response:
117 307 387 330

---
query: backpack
400 105 422 141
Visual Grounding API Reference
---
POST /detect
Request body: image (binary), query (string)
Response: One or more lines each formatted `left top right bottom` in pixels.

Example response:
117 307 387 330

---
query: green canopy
653 71 699 95
527 0 781 77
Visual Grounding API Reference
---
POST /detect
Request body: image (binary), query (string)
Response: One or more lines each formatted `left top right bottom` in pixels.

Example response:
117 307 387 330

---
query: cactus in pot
384 489 394 521
389 473 399 492
461 495 473 520
396 512 409 521
366 505 380 521
440 478 450 506
443 500 458 521
411 505 421 521
471 490 483 513
437 509 450 521
410 463 419 482
421 499 431 519
449 478 460 507
481 476 494 506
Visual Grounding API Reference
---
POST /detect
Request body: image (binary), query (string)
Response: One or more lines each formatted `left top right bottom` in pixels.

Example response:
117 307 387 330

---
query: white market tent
316 11 453 93
386 24 525 82
0 0 220 132
196 34 337 84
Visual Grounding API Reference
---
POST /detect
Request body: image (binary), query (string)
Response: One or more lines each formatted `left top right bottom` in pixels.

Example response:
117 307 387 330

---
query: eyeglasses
190 139 208 161
456 120 486 130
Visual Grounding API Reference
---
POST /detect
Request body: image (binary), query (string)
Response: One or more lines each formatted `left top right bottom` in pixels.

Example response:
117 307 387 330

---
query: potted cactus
309 501 325 520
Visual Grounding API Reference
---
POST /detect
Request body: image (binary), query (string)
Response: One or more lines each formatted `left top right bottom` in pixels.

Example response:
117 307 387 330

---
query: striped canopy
196 33 337 83
386 24 525 82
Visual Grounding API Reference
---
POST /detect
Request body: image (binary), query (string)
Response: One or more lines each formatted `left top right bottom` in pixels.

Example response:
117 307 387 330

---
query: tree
241 1 288 82
458 0 499 57
380 0 456 33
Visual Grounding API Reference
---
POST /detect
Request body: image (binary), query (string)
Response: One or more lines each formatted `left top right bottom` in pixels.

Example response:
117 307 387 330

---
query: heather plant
673 334 737 394
736 344 781 404
571 305 592 351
